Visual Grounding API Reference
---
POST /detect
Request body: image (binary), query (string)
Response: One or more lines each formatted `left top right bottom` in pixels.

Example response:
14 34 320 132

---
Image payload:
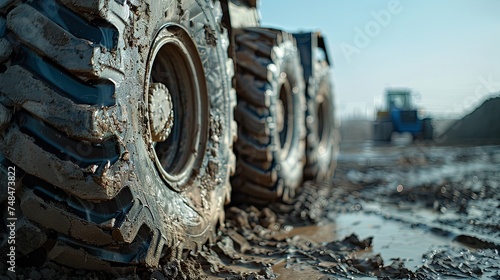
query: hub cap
148 83 174 142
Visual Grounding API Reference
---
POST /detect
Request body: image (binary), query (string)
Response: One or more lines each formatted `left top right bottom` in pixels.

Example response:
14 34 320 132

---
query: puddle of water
206 212 475 279
330 212 458 269
274 223 337 243
271 260 376 280
272 261 327 280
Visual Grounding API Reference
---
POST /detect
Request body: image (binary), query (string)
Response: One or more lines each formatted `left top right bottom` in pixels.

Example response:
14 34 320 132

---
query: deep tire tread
7 4 120 79
1 0 235 270
235 101 269 136
0 65 120 140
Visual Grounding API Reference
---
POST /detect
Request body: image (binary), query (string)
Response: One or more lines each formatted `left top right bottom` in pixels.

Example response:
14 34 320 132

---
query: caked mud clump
196 183 420 279
0 257 207 280
416 247 500 279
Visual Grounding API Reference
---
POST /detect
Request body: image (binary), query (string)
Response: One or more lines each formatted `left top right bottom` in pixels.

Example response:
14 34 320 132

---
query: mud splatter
204 25 217 47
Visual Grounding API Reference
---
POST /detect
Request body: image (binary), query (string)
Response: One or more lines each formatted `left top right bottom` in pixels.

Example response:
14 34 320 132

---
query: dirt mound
438 95 500 144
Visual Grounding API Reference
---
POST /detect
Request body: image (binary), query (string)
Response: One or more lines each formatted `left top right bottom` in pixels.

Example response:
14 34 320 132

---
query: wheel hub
148 83 174 142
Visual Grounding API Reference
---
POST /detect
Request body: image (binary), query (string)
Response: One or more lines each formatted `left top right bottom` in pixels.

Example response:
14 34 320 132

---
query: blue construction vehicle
373 88 433 141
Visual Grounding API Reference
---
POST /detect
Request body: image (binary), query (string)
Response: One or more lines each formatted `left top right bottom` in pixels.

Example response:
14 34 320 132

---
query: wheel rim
145 25 208 190
277 74 294 160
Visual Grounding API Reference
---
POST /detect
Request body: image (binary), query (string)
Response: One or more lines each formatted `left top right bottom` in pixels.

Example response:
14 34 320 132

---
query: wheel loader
0 0 338 270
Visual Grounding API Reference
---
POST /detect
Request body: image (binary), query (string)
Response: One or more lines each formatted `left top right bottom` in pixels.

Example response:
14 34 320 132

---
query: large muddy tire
0 0 235 270
304 61 339 181
232 28 306 203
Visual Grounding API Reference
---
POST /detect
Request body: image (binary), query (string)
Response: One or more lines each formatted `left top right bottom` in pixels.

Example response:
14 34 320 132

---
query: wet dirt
5 141 500 279
197 141 500 279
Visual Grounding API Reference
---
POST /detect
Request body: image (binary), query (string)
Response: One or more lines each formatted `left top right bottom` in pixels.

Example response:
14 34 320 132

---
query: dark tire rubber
303 61 339 181
0 0 235 270
232 28 306 203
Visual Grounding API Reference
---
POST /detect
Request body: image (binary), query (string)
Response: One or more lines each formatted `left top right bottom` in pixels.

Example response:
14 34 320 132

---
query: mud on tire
232 28 306 203
0 0 235 270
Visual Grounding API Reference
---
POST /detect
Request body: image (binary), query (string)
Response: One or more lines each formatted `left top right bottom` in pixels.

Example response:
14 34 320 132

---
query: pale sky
260 0 500 119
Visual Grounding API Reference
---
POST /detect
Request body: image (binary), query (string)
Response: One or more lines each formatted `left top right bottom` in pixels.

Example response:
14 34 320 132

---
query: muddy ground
195 141 500 279
5 139 499 279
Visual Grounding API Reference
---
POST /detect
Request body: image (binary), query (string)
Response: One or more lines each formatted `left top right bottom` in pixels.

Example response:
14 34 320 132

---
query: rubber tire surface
304 61 339 181
232 28 306 203
0 0 235 270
